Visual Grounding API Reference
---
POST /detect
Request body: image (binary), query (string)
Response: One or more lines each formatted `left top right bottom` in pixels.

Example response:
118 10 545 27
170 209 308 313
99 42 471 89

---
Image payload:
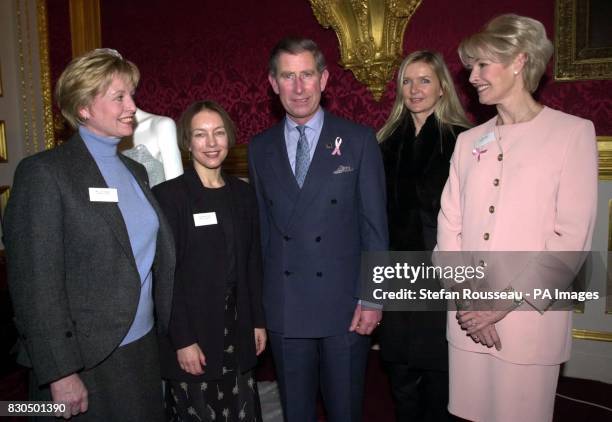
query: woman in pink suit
436 14 598 421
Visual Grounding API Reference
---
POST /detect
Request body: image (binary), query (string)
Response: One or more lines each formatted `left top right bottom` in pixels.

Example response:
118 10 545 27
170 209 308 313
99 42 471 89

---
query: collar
284 107 324 133
79 125 120 158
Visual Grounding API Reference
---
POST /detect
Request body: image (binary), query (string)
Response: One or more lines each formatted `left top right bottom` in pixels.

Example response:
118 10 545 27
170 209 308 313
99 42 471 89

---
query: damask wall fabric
47 0 612 143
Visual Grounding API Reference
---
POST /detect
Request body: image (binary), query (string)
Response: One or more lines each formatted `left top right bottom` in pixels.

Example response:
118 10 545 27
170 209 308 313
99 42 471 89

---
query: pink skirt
448 345 560 422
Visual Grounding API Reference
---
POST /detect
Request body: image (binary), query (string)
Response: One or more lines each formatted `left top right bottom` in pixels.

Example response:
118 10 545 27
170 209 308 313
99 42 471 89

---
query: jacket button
65 331 73 338
316 272 322 277
315 236 321 242
497 153 503 161
489 205 495 213
483 233 490 240
493 178 499 186
284 270 291 276
284 235 291 241
331 199 337 204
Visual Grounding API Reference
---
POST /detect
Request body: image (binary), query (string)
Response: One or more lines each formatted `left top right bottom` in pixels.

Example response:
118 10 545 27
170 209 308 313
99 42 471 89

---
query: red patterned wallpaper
47 0 612 143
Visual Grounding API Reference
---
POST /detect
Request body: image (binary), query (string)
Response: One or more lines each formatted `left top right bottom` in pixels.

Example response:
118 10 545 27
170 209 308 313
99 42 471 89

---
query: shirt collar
284 107 324 134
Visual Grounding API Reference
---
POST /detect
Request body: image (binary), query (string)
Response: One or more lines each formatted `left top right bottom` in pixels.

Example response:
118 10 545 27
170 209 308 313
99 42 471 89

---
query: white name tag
89 187 118 202
193 212 218 227
475 132 496 149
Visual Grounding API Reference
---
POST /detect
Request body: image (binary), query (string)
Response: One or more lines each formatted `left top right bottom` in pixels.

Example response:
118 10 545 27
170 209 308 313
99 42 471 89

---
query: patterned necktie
294 125 310 188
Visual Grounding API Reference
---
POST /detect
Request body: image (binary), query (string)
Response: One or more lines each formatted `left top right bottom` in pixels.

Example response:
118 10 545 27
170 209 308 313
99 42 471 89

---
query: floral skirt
165 288 262 422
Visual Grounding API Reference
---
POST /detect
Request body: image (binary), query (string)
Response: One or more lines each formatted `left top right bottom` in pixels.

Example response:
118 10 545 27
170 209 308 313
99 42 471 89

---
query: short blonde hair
458 14 553 93
55 48 140 128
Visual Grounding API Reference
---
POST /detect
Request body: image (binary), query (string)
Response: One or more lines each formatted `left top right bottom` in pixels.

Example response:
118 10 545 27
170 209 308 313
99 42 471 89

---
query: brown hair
268 37 326 77
177 100 237 152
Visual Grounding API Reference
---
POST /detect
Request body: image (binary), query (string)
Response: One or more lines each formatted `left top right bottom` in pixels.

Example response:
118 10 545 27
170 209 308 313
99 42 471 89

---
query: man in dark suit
248 37 388 422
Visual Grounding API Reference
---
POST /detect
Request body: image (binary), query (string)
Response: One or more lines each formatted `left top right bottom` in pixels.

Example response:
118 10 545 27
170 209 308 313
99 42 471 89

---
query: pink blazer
437 107 597 364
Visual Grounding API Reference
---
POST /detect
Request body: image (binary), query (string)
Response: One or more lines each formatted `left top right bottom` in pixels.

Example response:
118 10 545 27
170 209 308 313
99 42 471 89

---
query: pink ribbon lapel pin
472 132 495 162
332 137 342 156
472 147 487 162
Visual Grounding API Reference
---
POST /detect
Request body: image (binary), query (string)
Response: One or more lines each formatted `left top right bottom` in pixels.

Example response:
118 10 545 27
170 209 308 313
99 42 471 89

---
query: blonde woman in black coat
154 100 265 422
377 50 471 422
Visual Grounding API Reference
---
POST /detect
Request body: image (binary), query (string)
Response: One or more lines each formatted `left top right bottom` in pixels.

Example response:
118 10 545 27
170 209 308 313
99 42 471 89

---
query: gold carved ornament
309 0 422 101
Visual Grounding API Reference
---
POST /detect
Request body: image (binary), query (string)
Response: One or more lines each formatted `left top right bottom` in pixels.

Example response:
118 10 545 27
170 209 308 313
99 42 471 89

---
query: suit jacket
4 132 175 386
153 168 265 381
437 106 597 364
248 111 388 337
378 114 465 367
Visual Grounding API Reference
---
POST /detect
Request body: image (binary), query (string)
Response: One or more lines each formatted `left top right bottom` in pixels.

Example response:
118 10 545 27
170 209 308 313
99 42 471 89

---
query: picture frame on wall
0 186 8 223
0 121 7 162
608 199 612 314
597 136 612 180
555 0 612 81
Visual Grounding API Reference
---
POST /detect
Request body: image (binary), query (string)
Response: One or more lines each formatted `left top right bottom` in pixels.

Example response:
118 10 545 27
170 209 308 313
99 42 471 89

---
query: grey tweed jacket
4 132 175 387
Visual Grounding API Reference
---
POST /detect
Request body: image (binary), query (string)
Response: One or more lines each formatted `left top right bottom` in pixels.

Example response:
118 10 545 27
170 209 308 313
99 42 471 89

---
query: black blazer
378 114 466 367
4 133 175 386
153 168 265 382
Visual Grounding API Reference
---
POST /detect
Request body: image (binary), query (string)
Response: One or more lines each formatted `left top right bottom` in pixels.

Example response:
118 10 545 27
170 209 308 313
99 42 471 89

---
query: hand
349 304 382 335
254 328 267 356
457 309 510 335
470 325 502 351
177 343 206 375
49 373 88 419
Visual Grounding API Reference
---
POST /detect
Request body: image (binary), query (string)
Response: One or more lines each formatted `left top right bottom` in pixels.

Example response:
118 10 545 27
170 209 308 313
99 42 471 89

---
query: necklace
496 104 543 126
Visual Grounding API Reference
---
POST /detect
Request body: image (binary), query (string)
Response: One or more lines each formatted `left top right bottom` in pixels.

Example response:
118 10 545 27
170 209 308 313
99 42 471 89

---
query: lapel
65 133 136 269
183 167 244 269
120 152 174 271
265 121 300 203
183 166 210 211
287 112 339 229
225 175 245 269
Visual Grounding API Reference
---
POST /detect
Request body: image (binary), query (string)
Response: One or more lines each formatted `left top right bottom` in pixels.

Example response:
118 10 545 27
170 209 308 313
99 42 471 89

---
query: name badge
89 187 118 202
193 212 218 227
474 132 496 149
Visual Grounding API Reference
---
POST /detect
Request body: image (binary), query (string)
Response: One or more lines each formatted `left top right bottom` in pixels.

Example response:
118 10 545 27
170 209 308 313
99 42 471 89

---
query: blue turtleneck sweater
79 126 159 346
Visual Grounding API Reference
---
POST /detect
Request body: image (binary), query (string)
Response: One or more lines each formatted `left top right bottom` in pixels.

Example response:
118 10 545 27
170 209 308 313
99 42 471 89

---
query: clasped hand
457 309 510 351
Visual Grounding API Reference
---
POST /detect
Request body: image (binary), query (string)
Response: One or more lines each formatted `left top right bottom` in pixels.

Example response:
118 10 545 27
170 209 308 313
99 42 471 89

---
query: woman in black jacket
154 100 265 422
377 50 471 422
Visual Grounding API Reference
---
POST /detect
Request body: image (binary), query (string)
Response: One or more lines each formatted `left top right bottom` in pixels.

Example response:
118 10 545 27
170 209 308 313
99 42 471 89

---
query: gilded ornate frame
608 199 612 315
597 136 612 180
554 0 612 81
0 121 7 162
0 185 9 222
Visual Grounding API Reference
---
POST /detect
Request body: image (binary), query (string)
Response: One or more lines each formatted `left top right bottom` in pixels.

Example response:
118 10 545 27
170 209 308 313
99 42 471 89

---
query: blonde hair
55 48 140 128
377 50 471 142
458 14 553 93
